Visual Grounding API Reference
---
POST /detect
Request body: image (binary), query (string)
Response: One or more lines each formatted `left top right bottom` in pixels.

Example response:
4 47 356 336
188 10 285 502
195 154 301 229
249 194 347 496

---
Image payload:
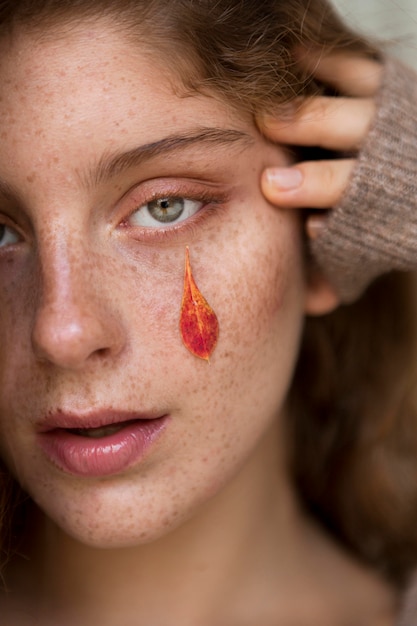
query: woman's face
0 21 329 546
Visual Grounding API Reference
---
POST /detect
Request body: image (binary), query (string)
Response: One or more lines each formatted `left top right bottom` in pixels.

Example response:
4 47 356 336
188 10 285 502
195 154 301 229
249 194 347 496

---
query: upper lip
37 409 166 432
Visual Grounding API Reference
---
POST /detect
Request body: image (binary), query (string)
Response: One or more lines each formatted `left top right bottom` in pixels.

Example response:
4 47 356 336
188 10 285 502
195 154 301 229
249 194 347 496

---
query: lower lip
38 417 169 477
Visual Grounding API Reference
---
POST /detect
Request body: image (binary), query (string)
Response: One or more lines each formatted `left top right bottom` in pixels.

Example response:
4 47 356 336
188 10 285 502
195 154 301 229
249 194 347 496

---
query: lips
37 410 169 477
66 421 133 438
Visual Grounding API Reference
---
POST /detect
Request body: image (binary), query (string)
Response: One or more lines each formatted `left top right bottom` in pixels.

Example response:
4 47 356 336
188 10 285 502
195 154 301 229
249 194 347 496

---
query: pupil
149 197 184 223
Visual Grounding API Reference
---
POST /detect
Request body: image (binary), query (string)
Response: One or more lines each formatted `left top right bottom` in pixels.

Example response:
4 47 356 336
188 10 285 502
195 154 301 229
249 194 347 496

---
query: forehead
0 21 244 174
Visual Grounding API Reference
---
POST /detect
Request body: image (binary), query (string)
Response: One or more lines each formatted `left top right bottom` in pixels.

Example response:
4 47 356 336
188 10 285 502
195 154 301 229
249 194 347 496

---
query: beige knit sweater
311 57 417 303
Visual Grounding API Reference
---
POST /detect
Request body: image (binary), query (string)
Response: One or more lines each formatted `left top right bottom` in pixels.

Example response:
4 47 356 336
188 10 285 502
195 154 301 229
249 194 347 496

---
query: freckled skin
0 21 395 626
0 24 308 551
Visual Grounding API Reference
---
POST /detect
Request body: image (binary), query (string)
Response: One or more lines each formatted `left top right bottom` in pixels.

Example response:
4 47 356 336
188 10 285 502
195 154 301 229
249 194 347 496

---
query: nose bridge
38 225 88 308
32 223 124 368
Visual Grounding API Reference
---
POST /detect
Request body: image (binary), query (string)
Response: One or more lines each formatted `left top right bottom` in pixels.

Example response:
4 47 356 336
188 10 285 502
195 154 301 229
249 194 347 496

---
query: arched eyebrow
89 127 253 187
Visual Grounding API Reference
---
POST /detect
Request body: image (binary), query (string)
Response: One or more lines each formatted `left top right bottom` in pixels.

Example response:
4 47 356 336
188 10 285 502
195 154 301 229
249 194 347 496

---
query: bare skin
0 24 395 626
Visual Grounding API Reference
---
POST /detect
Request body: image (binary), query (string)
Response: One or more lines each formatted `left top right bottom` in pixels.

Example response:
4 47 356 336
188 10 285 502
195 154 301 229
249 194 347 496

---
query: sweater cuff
310 57 417 302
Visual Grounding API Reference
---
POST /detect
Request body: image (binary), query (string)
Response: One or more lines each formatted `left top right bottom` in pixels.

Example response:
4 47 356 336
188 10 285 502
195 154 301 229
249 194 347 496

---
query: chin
31 477 200 550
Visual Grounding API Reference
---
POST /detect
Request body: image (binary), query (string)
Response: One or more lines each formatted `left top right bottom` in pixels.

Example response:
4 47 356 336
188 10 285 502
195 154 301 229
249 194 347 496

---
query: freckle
26 173 36 183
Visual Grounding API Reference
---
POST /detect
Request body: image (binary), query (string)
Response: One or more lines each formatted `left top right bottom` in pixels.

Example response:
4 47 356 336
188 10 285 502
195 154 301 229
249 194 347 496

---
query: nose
31 240 125 370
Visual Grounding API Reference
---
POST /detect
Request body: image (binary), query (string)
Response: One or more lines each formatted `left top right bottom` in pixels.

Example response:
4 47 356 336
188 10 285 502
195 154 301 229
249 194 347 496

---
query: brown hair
290 273 417 585
0 0 416 586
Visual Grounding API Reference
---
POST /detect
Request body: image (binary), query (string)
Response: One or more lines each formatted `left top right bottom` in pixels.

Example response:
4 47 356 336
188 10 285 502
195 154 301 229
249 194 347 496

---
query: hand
257 52 383 239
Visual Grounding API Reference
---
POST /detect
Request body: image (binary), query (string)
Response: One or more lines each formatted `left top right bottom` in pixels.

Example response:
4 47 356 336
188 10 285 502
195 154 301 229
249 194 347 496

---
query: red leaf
179 247 219 361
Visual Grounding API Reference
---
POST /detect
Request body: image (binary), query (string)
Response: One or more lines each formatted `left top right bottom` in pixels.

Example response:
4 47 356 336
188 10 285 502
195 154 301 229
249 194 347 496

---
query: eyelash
119 185 229 243
0 183 230 251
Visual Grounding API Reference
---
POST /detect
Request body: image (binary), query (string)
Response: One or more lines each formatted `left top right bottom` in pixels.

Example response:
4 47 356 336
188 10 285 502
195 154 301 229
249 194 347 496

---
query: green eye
129 196 203 228
147 197 186 223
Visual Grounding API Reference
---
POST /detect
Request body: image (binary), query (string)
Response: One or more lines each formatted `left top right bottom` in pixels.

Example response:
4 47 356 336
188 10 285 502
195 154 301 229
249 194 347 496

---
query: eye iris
148 197 184 223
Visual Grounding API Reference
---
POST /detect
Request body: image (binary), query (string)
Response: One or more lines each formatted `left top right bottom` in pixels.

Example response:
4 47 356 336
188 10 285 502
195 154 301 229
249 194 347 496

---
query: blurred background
332 0 417 67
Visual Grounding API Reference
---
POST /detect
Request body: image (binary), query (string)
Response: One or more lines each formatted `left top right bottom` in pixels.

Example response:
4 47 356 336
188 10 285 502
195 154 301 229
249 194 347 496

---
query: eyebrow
0 127 253 203
88 127 253 188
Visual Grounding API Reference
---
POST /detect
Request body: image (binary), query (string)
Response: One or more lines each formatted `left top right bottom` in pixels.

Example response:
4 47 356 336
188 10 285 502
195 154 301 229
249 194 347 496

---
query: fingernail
265 167 303 190
306 215 327 240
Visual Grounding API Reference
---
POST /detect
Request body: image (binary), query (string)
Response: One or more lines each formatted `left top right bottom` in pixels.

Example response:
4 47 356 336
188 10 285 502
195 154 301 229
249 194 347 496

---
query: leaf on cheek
179 247 219 361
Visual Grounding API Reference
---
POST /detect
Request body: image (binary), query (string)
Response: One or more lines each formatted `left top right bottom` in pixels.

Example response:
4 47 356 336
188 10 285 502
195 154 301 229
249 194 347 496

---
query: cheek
0 258 37 398
143 210 307 523
213 210 304 365
118 206 305 419
168 207 306 444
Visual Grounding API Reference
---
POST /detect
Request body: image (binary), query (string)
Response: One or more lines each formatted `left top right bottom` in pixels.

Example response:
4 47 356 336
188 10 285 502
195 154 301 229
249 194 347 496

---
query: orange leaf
179 247 219 361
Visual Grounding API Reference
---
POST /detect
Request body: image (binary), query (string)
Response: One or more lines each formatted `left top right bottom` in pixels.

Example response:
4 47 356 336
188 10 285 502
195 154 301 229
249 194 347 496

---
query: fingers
258 52 382 151
295 50 383 97
261 96 375 151
261 158 355 209
258 51 382 241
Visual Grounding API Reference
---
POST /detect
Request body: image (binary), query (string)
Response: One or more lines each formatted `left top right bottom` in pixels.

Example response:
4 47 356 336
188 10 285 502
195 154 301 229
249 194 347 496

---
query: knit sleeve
310 57 417 303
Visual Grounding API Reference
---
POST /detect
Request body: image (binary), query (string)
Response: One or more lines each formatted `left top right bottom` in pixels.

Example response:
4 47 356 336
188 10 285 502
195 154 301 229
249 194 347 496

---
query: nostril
95 347 111 358
31 305 124 369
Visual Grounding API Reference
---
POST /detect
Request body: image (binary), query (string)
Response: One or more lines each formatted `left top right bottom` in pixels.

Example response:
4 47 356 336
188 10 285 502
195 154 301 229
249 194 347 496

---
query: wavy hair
0 0 416 586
